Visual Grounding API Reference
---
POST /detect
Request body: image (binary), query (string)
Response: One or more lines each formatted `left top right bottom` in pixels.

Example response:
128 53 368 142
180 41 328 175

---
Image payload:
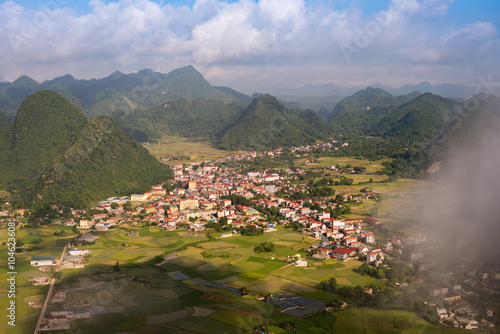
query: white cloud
0 0 498 92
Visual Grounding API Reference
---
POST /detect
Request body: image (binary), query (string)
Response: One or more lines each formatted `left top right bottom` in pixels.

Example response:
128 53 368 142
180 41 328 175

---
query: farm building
30 256 57 267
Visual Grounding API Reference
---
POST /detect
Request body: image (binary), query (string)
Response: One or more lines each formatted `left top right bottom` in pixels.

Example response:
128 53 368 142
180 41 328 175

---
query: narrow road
33 243 68 334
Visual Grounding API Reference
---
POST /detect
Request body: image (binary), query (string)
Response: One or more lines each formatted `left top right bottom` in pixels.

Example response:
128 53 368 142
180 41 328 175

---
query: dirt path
155 252 178 266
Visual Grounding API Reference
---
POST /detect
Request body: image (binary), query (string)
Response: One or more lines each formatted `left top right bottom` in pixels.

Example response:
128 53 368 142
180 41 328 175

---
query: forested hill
0 90 88 191
401 94 500 175
115 89 462 154
328 92 457 142
215 94 330 151
329 87 419 117
111 98 248 142
24 116 172 209
0 90 171 209
0 109 11 130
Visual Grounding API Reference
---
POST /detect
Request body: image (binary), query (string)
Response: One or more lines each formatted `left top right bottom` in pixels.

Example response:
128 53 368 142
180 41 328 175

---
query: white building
30 256 57 267
130 194 147 201
68 248 90 256
293 260 307 267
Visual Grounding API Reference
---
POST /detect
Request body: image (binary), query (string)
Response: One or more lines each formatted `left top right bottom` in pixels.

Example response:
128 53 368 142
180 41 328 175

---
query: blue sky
1 0 499 93
14 0 497 23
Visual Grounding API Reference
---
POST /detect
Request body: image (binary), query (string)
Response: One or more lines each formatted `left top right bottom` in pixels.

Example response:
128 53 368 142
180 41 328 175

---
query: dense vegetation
0 90 88 193
328 93 457 141
112 98 247 142
215 94 330 150
0 67 480 163
2 72 498 185
254 241 276 253
24 115 172 208
0 109 11 130
329 87 419 117
0 90 171 209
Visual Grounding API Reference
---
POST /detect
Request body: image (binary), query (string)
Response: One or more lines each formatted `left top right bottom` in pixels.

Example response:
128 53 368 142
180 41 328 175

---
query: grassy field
300 156 390 173
144 135 248 163
0 224 388 333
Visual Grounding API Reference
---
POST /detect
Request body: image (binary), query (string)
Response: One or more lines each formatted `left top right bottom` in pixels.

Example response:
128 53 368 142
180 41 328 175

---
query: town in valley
1 141 498 333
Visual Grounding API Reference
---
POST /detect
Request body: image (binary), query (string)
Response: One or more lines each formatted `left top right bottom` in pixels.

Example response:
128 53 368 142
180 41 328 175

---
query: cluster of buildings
380 234 500 330
40 289 91 331
302 217 384 264
428 267 500 330
29 248 91 270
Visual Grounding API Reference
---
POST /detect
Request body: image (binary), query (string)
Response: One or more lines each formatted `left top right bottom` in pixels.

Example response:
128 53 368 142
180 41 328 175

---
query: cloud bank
0 0 499 93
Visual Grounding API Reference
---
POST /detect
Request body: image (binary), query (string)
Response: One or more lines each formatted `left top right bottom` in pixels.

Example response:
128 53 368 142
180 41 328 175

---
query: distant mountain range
0 65 484 121
0 66 239 119
0 109 10 130
0 90 171 208
266 81 478 114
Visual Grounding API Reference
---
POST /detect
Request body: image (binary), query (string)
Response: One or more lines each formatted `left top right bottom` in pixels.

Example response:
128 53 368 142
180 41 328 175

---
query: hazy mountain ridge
328 88 424 118
1 65 482 121
277 95 344 115
214 86 252 102
264 81 477 100
263 81 475 113
0 66 238 118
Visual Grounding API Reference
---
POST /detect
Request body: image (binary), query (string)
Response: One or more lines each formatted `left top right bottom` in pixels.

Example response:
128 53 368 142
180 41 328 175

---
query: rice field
144 135 248 163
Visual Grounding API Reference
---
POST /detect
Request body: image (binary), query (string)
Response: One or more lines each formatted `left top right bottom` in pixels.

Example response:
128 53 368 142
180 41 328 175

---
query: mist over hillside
415 125 500 267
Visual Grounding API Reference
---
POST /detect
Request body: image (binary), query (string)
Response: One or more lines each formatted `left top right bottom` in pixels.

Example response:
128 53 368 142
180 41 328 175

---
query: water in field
272 294 326 316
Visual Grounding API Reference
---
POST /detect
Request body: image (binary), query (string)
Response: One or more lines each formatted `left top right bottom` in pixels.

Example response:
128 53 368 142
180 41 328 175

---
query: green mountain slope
0 76 41 117
0 90 88 190
327 93 458 160
215 94 330 150
112 98 248 142
403 94 500 174
329 92 457 141
159 66 236 103
25 116 172 208
376 93 457 140
214 86 252 102
0 110 11 130
395 91 422 105
330 87 399 117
